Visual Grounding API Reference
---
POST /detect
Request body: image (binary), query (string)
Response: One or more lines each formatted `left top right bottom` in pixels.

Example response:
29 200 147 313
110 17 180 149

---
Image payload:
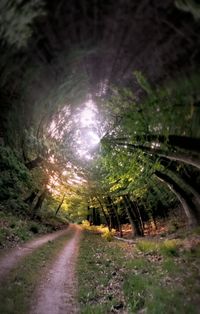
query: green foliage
0 211 34 246
0 0 45 48
134 70 154 95
0 146 33 205
175 0 200 20
110 72 200 138
0 210 68 248
64 195 88 223
97 72 200 228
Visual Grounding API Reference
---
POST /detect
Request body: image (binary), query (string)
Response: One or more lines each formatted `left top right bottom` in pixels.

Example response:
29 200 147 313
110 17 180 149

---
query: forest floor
78 228 200 314
0 224 200 314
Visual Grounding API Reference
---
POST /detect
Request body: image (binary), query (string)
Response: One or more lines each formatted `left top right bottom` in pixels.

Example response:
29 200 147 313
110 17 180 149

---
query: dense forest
0 0 200 241
0 1 200 313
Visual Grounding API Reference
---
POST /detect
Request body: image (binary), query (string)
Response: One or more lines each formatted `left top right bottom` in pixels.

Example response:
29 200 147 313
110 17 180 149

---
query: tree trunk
106 196 118 230
32 189 47 218
95 196 111 230
158 158 200 210
128 196 144 236
136 202 145 235
169 171 200 210
55 194 65 216
122 196 135 237
123 195 144 237
92 207 100 225
86 205 91 225
155 171 199 227
114 202 123 237
24 190 39 206
112 135 200 153
114 142 200 170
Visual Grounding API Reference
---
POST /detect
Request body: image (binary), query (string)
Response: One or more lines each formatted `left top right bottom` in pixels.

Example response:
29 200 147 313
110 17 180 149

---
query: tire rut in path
0 226 71 282
30 225 81 314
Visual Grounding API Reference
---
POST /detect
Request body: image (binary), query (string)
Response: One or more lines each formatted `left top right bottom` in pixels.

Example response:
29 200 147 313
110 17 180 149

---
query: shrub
136 240 158 253
81 220 91 229
101 228 115 241
160 239 180 256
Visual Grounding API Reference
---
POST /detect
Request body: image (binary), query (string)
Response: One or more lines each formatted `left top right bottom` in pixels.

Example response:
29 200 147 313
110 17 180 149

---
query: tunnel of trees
0 0 200 240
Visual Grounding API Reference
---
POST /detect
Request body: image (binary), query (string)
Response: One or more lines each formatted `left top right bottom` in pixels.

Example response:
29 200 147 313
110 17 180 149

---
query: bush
81 220 91 229
136 240 158 253
160 239 180 256
101 228 115 241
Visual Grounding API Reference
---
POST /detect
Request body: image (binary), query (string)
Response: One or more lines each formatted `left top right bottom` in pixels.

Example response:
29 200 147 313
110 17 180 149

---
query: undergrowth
0 211 68 248
81 220 115 241
77 231 126 314
136 239 180 256
77 231 200 313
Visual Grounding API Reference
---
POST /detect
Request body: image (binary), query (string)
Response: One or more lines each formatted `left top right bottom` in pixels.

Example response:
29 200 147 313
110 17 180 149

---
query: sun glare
48 98 102 161
74 98 101 159
87 131 100 145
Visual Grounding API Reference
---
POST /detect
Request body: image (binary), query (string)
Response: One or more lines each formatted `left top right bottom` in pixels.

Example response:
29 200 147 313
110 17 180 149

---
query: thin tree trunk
95 196 111 230
86 205 91 224
106 196 118 230
135 202 145 235
92 207 98 225
114 202 123 237
55 194 65 216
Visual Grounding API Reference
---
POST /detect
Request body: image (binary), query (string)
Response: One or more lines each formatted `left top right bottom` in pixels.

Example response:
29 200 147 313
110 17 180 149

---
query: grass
77 231 200 313
136 239 180 256
0 228 74 314
77 231 126 314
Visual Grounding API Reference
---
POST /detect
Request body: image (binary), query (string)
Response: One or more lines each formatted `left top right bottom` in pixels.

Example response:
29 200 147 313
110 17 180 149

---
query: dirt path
30 225 81 314
0 225 71 282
